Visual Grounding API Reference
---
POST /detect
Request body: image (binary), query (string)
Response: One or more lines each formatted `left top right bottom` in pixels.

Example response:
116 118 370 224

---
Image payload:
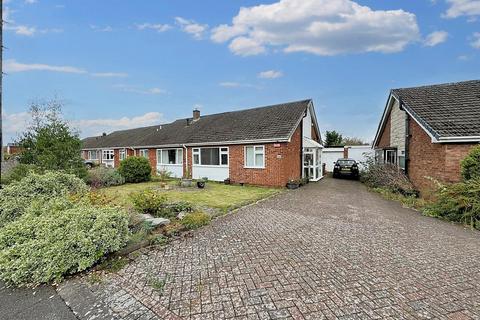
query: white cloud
258 70 283 79
90 25 114 32
211 0 420 56
10 25 37 36
471 32 480 48
73 112 164 137
424 31 448 46
4 59 128 78
136 23 172 33
2 111 30 142
175 17 208 39
218 81 257 88
4 59 87 74
443 0 480 18
25 0 37 4
2 111 165 142
91 72 128 78
3 5 61 36
113 84 166 95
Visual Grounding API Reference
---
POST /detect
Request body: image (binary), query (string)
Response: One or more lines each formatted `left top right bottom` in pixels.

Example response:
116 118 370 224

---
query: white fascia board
373 94 396 147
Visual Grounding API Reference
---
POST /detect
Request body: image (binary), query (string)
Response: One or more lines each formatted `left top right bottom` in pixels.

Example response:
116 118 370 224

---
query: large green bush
118 156 151 183
1 164 43 184
424 179 480 230
0 198 129 286
461 146 480 181
86 167 125 188
0 171 88 227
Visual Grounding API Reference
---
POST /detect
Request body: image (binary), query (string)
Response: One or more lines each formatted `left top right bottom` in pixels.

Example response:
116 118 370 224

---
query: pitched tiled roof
391 80 480 139
82 99 312 149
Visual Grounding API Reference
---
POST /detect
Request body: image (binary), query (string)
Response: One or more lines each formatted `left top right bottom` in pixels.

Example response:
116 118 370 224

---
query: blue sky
3 0 480 143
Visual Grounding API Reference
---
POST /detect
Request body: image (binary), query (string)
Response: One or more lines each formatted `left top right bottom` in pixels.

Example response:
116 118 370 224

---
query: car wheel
85 163 93 169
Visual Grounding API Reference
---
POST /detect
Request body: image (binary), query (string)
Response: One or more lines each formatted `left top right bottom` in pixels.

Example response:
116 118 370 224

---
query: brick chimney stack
193 109 200 121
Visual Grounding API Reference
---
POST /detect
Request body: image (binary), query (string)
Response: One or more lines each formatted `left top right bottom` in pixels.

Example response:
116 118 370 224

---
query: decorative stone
144 217 170 227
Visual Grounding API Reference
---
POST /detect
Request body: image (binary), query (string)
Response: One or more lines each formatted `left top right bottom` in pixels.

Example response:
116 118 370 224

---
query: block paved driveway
59 177 480 320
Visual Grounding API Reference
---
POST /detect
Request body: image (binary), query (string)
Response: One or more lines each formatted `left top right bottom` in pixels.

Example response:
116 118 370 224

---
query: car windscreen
337 160 355 166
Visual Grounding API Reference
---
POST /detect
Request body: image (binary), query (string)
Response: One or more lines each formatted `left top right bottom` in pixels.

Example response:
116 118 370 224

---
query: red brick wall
376 114 391 148
180 126 302 187
408 119 477 193
114 149 120 168
229 126 302 187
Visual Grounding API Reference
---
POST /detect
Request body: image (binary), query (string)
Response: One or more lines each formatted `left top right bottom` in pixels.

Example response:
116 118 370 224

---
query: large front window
139 149 149 158
102 150 114 160
119 149 126 161
193 147 228 166
88 150 99 160
245 145 265 168
157 149 183 165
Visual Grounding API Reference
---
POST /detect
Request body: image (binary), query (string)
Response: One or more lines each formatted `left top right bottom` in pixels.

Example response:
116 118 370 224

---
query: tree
342 136 369 146
17 99 87 179
324 130 343 147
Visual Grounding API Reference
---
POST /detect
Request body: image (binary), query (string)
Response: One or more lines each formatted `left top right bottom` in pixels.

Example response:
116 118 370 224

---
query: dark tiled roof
391 80 480 138
82 99 311 149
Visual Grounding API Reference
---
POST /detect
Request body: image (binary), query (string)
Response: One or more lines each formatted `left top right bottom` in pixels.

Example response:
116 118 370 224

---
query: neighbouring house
323 145 374 172
2 143 22 156
373 80 480 193
81 100 323 187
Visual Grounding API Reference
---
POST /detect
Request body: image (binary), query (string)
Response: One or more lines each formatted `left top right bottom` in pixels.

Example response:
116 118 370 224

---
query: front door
303 148 322 181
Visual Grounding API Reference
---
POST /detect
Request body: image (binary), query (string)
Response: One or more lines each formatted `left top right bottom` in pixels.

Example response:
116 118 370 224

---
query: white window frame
139 149 149 158
384 149 397 165
244 145 265 169
119 148 126 161
192 147 229 167
102 149 114 161
156 148 183 165
88 150 99 160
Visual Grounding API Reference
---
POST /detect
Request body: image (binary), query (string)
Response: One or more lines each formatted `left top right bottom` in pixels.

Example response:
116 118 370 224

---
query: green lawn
100 180 281 212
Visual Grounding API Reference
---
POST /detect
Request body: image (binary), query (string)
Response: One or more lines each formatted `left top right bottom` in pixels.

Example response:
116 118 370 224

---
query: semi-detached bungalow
81 99 323 187
373 80 480 193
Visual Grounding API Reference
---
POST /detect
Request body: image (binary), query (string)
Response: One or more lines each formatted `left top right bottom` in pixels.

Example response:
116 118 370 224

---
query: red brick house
373 80 480 193
81 100 323 187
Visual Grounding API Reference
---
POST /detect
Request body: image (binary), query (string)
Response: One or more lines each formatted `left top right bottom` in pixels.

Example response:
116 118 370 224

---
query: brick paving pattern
59 178 480 319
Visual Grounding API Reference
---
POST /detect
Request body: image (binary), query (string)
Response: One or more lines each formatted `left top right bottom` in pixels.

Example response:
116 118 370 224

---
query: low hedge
0 198 130 286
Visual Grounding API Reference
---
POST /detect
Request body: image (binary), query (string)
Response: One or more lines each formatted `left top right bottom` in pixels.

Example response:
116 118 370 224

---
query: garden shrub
361 162 417 196
180 212 211 230
424 179 480 230
0 171 89 227
461 146 480 181
161 201 194 218
130 189 167 215
156 169 172 181
86 167 125 188
118 156 151 183
130 190 194 218
0 197 129 286
1 164 43 184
